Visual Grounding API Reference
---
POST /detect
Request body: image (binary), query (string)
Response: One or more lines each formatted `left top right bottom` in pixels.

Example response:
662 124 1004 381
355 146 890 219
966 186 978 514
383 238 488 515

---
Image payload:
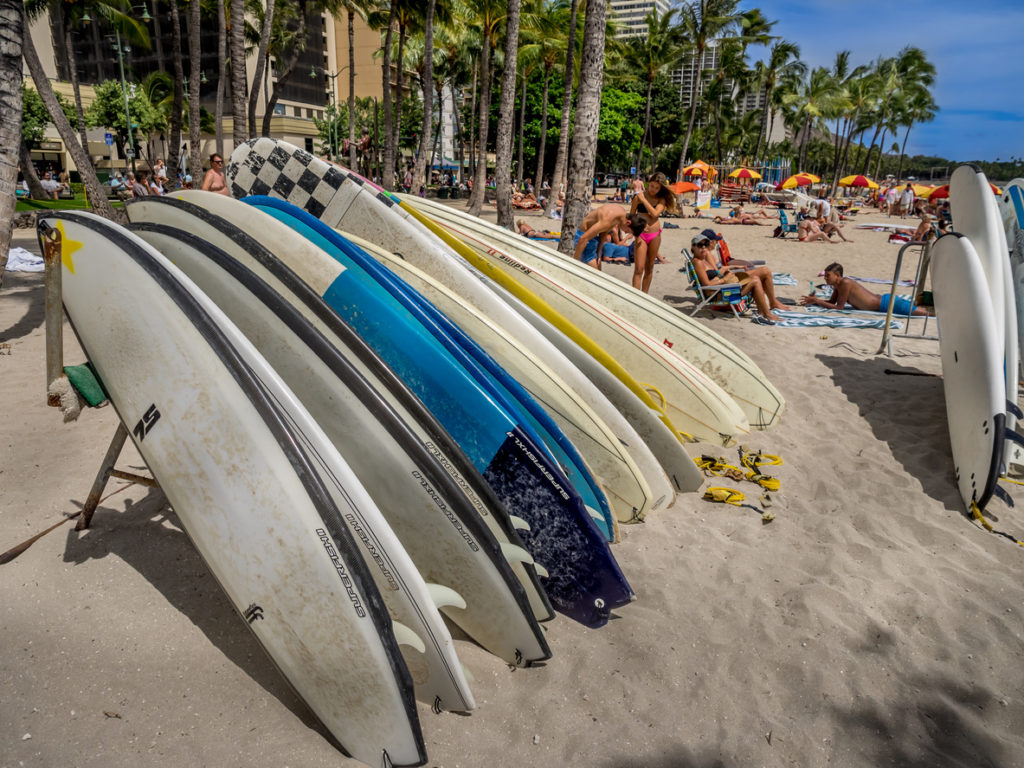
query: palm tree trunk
543 0 578 217
516 72 526 186
261 5 308 138
187 0 202 177
677 43 703 177
496 0 522 229
22 7 113 219
229 0 247 143
557 0 606 256
753 83 770 161
412 0 436 192
215 0 226 157
391 22 408 177
635 78 652 175
63 20 92 166
452 82 465 183
380 1 397 189
872 126 888 179
534 66 551 193
467 57 477 181
0 0 22 287
347 10 357 170
166 0 184 185
466 33 493 215
896 121 914 183
248 0 275 136
19 139 47 199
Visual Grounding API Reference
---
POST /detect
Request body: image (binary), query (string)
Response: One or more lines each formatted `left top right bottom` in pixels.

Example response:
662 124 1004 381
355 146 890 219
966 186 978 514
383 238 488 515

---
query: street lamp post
99 6 151 174
310 65 350 162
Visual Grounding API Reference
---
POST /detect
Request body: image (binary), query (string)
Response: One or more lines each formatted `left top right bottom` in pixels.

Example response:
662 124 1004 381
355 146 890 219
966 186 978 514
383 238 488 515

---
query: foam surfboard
951 165 1018 470
225 138 698 491
39 211 426 766
124 193 555 624
245 196 616 543
151 193 633 628
343 231 666 524
931 232 1005 510
401 194 785 432
129 221 550 670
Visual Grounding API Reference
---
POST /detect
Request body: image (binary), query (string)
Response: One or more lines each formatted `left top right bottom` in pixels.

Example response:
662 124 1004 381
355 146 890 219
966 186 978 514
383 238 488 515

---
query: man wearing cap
572 204 647 269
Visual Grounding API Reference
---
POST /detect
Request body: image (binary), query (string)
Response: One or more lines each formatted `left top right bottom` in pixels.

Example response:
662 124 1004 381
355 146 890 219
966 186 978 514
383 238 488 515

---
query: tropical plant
86 79 166 165
543 0 579 218
751 39 802 161
495 0 522 228
0 0 23 286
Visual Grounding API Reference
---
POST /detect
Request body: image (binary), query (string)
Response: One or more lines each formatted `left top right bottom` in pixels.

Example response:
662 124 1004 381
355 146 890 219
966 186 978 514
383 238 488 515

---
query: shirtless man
572 204 646 269
799 262 928 316
201 153 230 196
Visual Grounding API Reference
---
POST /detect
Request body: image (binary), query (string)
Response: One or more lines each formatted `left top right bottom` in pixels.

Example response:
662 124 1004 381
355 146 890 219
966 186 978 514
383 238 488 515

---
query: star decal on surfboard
56 221 83 274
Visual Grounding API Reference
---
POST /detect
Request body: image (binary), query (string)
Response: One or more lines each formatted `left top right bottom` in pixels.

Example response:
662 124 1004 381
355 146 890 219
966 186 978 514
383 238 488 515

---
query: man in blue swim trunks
573 204 647 269
799 262 930 316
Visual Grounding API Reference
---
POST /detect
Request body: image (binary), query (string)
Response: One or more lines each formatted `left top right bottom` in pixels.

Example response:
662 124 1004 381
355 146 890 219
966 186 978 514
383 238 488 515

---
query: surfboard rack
41 225 160 532
876 239 940 356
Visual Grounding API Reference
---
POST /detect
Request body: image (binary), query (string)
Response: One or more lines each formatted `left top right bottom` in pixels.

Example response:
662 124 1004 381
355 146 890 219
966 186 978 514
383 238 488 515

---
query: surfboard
951 165 1018 471
39 211 426 766
342 230 666 525
123 193 555 625
930 232 1005 510
400 194 785 431
129 221 550 671
225 138 699 489
149 193 634 628
999 178 1024 232
245 195 616 543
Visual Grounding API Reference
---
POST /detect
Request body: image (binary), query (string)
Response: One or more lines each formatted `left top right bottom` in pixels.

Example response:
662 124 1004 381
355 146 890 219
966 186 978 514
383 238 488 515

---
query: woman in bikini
690 235 785 322
629 172 677 293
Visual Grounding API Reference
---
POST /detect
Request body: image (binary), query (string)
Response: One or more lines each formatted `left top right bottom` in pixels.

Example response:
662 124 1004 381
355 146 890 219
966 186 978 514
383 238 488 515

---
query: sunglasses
695 241 711 248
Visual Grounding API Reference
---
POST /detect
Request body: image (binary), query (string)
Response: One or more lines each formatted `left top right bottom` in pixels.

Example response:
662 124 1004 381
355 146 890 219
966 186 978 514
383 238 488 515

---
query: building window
305 138 314 153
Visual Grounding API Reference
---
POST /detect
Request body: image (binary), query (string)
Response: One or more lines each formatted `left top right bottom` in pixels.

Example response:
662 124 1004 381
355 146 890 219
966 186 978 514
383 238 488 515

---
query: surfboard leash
969 501 1024 548
702 487 775 523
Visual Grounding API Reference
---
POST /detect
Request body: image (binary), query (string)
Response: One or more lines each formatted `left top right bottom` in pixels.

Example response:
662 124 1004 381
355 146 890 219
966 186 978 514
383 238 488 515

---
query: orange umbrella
779 173 817 189
728 167 762 180
929 182 1001 199
670 181 699 194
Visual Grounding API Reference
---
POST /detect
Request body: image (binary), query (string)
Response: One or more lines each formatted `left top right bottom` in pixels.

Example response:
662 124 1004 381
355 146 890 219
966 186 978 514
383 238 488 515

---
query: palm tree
495 0 523 228
21 4 114 217
165 0 185 183
410 0 437 192
214 0 226 155
379 0 398 187
861 47 934 176
229 0 246 142
614 7 686 175
751 40 802 161
518 0 565 193
342 0 373 170
464 0 508 214
0 0 23 287
676 0 742 176
556 0 606 256
542 0 579 218
781 65 840 171
895 87 936 183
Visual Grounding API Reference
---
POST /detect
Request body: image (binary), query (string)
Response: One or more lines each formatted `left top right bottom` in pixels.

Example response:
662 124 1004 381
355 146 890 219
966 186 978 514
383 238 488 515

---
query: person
147 169 165 196
153 158 167 185
695 228 763 271
573 204 646 269
39 171 61 199
619 177 629 203
201 154 230 195
689 234 785 322
131 171 150 198
629 172 678 292
820 203 852 242
403 167 413 192
910 214 937 243
800 262 929 316
898 183 915 218
883 184 899 216
713 204 774 225
516 219 559 240
797 215 834 243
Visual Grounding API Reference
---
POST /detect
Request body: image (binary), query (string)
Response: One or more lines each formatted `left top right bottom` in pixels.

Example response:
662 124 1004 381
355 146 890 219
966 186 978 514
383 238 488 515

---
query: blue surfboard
244 196 633 627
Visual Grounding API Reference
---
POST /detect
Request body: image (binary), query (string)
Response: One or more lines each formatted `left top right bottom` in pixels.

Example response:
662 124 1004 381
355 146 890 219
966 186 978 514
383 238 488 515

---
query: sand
2 204 1023 768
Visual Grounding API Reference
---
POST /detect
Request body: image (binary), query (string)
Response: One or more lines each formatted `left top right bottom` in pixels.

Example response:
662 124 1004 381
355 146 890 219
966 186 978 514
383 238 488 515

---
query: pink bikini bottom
638 229 662 244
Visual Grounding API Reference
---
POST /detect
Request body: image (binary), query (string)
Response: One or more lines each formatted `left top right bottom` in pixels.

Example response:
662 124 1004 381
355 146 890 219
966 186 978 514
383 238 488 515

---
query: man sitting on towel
800 262 929 316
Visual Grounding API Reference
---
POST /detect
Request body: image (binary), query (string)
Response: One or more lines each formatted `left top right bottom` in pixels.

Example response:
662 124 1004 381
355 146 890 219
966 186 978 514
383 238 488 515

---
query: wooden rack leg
76 423 130 531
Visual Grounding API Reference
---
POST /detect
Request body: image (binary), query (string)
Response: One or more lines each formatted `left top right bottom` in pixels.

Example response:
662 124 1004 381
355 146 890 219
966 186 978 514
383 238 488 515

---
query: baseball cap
691 234 712 246
700 228 723 242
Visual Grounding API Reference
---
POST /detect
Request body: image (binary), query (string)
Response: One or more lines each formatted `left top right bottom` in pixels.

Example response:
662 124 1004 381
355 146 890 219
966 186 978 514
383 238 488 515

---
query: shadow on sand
61 487 326 738
816 352 963 511
0 274 46 344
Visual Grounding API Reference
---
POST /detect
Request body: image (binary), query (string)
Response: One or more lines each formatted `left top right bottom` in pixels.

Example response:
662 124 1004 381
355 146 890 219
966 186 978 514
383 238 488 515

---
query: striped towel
771 309 903 330
771 272 798 286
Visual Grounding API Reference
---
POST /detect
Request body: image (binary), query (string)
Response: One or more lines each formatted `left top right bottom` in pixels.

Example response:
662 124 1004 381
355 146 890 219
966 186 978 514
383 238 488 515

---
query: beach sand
2 204 1023 767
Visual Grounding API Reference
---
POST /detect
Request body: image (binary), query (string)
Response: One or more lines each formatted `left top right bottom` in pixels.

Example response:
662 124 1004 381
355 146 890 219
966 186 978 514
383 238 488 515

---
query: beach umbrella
728 167 762 180
669 181 699 194
838 174 879 189
779 173 817 189
911 184 935 197
929 182 1001 200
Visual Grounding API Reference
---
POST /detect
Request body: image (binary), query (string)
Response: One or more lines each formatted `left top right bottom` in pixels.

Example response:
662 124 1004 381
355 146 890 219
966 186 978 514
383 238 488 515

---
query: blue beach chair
776 210 798 238
681 248 750 319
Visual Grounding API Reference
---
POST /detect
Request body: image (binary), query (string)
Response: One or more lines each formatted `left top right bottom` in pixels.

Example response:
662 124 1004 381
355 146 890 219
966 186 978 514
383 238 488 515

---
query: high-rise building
608 0 672 39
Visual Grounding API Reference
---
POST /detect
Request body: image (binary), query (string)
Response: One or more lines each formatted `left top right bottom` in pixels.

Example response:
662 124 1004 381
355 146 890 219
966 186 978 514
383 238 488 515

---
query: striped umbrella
929 182 1001 200
838 174 879 189
779 173 817 190
728 167 762 180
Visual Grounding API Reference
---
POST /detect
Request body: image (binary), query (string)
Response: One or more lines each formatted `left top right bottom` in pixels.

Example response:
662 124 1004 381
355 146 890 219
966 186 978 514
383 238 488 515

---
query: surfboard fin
993 484 1014 508
532 562 550 578
1005 428 1024 448
509 515 531 532
1008 402 1024 420
391 621 426 654
585 505 605 524
426 583 467 611
500 542 535 565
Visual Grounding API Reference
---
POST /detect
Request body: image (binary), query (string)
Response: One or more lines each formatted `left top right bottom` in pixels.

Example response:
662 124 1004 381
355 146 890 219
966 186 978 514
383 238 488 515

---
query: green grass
15 197 123 212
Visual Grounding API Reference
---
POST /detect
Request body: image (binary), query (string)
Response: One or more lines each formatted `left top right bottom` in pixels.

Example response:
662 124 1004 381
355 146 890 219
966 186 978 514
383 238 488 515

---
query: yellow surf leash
969 500 1024 547
702 487 775 523
695 450 781 492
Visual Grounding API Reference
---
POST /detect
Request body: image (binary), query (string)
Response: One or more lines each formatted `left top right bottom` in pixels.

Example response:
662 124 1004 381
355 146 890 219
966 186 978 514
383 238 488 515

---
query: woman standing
629 172 678 293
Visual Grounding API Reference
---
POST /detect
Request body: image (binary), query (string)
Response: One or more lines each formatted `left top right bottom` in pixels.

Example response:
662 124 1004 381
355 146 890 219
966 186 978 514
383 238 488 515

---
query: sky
742 0 1024 162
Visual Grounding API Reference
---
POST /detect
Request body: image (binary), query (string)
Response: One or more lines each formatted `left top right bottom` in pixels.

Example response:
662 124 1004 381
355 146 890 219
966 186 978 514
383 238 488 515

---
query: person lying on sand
690 234 785 322
573 205 647 270
713 205 774 226
516 219 559 239
799 262 929 316
798 216 836 243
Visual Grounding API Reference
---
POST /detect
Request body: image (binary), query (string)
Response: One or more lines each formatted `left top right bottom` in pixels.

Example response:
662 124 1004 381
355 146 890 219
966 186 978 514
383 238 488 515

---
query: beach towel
770 309 903 330
6 247 43 272
771 272 798 286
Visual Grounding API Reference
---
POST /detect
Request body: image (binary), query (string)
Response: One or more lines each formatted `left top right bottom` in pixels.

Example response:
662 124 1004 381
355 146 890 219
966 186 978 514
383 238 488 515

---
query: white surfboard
931 232 1006 510
226 138 682 494
124 192 555 625
342 230 668 523
402 194 785 431
130 222 550 671
951 164 1018 470
40 211 426 766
